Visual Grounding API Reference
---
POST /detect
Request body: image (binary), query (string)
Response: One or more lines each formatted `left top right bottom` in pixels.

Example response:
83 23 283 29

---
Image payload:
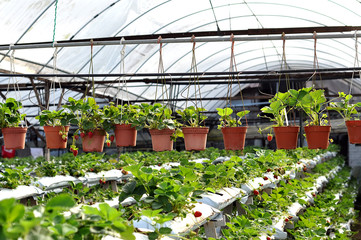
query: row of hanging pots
0 122 342 152
220 124 333 151
42 124 137 152
150 127 209 152
272 125 331 150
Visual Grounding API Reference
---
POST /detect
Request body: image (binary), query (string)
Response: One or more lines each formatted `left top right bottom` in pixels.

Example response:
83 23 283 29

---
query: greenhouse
1 0 361 239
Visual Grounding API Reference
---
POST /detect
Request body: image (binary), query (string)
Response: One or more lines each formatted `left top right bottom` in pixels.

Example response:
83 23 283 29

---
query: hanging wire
349 31 360 95
312 31 330 125
230 34 248 126
52 0 58 47
47 45 61 109
116 38 128 106
157 36 168 105
7 46 25 127
227 34 235 107
187 35 203 110
277 32 291 92
85 39 95 99
313 31 323 89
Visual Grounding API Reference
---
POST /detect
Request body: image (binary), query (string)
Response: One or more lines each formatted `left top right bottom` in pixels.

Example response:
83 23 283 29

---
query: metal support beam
1 26 361 50
1 67 361 78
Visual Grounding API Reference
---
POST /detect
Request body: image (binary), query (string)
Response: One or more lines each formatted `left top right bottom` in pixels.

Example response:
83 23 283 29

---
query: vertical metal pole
45 148 50 161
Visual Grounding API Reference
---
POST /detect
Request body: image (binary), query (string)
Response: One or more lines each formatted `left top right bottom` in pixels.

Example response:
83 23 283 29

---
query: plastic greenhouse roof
1 0 361 125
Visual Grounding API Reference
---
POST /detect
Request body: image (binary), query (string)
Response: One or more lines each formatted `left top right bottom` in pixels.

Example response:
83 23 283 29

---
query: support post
45 148 50 161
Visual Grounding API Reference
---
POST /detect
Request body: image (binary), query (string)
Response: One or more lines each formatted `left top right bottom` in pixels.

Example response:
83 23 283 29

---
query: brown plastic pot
82 129 106 152
182 127 209 151
221 126 247 150
115 124 137 147
304 125 331 149
44 126 69 149
2 127 27 150
346 120 361 144
273 126 300 149
149 128 175 151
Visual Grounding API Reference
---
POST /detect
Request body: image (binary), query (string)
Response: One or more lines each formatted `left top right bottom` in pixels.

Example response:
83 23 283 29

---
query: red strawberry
99 179 103 184
74 135 79 140
267 168 272 172
288 216 293 219
88 131 93 138
73 149 78 157
194 211 202 218
80 132 86 138
107 141 111 147
274 175 278 179
267 237 271 240
259 183 264 187
267 134 273 141
121 169 128 175
110 135 115 142
312 193 316 197
253 189 259 195
90 168 94 172
62 136 67 142
158 163 161 167
285 218 289 222
263 176 268 181
303 167 307 172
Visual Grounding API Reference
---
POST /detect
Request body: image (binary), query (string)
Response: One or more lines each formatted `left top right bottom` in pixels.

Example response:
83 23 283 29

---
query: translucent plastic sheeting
1 0 361 114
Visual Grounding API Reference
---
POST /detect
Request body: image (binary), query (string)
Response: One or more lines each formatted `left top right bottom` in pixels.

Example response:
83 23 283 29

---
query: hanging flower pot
2 127 27 150
149 128 174 151
182 127 209 151
273 126 299 149
304 125 331 149
82 129 105 152
221 126 247 150
43 126 69 149
115 124 137 147
345 120 361 144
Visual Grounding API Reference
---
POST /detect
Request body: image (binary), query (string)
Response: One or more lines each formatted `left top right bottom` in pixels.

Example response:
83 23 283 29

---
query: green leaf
46 194 76 211
148 232 159 240
159 227 172 234
83 205 100 216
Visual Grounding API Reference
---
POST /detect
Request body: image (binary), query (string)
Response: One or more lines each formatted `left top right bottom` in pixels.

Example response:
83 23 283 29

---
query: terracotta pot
182 127 209 151
149 129 175 151
346 120 361 144
82 129 105 152
115 124 137 147
304 125 331 149
44 126 69 149
221 126 247 150
273 126 300 149
2 127 27 150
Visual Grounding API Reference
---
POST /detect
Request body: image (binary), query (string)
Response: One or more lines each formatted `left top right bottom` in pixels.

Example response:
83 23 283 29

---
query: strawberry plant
176 106 208 127
327 92 361 121
295 87 329 126
216 107 249 128
0 167 32 189
103 103 145 130
0 98 26 128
